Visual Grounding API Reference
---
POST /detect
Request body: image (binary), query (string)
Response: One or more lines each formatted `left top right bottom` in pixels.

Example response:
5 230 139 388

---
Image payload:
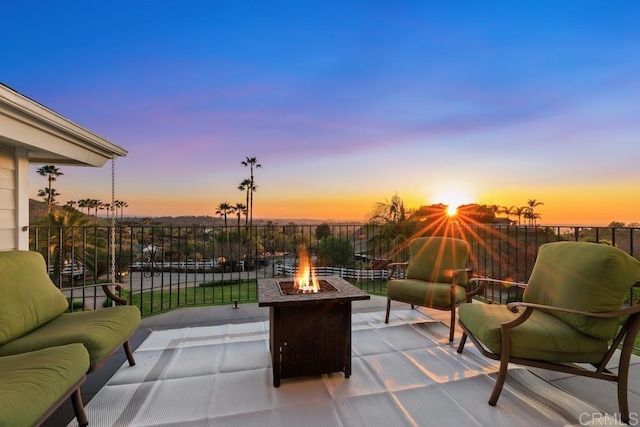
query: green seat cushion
524 242 640 340
0 306 141 368
405 237 470 285
388 279 467 309
458 303 609 363
0 343 89 426
0 251 69 345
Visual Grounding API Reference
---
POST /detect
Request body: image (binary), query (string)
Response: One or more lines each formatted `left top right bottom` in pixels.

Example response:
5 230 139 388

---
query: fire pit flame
295 245 319 293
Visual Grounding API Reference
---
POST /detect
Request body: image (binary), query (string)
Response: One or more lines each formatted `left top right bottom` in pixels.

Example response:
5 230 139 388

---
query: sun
429 185 474 216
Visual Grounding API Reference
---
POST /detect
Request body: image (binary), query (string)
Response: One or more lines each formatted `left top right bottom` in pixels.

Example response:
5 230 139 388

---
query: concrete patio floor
45 295 640 426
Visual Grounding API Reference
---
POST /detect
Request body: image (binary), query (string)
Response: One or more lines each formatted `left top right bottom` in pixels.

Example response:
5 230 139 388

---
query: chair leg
449 308 456 342
385 298 391 323
456 332 467 353
489 349 510 406
617 331 636 423
71 387 88 427
124 340 136 366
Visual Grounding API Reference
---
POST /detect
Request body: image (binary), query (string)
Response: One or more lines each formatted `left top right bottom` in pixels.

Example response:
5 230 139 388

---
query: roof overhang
0 83 127 166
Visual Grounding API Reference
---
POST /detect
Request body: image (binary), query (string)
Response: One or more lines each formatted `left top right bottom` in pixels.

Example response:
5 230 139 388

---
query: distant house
0 83 127 250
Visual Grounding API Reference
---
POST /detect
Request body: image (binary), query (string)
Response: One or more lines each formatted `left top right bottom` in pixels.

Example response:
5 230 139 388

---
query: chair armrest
60 283 129 305
506 301 640 319
465 277 524 298
386 262 409 279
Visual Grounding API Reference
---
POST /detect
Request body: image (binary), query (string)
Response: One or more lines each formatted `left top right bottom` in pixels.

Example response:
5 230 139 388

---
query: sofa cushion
0 343 89 426
388 279 467 308
458 303 609 363
0 251 69 345
0 305 141 368
405 237 470 284
523 242 640 340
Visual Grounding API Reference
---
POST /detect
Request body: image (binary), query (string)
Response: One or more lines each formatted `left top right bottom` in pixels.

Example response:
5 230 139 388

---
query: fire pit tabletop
258 275 370 307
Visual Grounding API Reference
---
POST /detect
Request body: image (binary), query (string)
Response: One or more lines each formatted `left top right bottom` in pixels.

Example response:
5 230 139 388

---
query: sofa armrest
60 283 129 305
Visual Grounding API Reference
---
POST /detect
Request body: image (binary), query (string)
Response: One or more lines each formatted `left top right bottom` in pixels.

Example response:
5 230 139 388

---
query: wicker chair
385 236 472 341
457 241 640 424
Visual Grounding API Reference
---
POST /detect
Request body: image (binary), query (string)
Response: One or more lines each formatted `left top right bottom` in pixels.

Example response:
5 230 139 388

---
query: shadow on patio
46 296 640 426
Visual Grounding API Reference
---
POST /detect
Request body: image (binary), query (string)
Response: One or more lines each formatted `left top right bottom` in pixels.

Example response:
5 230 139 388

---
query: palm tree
216 202 234 255
366 193 417 262
36 209 90 283
37 187 61 209
36 165 64 213
77 198 91 215
114 200 129 223
233 202 247 231
241 157 261 230
526 199 544 226
238 179 252 228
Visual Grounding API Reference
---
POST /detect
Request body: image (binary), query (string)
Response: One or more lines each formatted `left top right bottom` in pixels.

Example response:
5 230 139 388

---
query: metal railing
30 223 640 316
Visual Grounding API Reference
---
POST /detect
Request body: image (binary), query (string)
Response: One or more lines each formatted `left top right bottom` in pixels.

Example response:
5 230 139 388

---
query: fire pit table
258 275 370 387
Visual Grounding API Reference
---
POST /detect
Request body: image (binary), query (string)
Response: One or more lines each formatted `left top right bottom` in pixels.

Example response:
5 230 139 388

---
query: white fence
275 264 389 281
130 260 235 272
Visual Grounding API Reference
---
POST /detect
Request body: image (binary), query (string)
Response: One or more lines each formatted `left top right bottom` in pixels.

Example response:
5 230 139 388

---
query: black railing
30 223 640 316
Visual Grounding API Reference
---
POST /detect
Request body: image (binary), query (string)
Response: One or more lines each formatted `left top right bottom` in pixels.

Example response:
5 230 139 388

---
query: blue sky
4 1 640 224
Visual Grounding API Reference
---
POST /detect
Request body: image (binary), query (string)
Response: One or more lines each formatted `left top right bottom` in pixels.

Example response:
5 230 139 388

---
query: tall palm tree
241 157 261 230
36 165 64 213
216 202 234 255
238 179 252 228
526 199 544 226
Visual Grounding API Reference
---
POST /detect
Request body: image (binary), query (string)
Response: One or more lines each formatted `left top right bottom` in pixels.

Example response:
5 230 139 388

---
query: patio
44 296 640 426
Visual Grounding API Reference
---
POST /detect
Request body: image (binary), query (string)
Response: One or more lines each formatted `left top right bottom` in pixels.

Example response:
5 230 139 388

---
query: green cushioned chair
385 236 472 341
0 250 141 373
457 241 640 424
0 344 89 427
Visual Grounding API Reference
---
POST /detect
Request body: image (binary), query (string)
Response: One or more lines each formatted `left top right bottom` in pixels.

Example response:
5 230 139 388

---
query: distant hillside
29 200 363 226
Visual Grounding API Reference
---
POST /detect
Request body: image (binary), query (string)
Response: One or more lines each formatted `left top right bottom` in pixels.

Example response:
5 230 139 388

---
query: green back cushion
405 237 470 284
523 242 640 340
0 251 69 345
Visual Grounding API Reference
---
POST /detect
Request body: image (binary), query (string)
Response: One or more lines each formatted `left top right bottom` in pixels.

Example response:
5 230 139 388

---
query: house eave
0 83 127 166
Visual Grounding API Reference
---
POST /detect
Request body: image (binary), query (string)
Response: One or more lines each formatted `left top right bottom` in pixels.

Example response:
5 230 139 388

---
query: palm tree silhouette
216 202 234 257
526 199 544 226
238 179 252 228
36 165 64 213
241 157 261 230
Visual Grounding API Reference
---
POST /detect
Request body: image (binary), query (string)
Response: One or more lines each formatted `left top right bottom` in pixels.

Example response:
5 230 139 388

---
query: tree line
35 165 129 222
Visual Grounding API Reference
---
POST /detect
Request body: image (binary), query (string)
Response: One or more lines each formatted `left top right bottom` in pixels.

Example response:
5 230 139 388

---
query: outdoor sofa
0 250 141 424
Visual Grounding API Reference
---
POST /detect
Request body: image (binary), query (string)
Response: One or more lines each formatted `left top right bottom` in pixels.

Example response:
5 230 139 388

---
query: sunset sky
3 1 640 225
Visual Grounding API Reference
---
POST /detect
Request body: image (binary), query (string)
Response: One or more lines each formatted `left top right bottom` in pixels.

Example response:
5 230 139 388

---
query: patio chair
385 236 472 341
456 241 640 424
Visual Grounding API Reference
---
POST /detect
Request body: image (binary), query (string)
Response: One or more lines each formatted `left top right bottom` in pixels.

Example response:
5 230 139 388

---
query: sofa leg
71 388 88 427
124 340 136 366
456 332 467 353
384 298 391 323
